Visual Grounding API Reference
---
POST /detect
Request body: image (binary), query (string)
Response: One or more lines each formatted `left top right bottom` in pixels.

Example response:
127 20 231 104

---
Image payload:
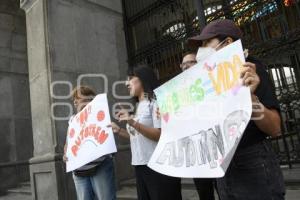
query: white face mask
196 39 227 63
195 47 216 63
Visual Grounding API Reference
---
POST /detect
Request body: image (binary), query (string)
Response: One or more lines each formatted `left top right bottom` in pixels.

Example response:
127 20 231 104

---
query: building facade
0 0 299 199
0 0 133 199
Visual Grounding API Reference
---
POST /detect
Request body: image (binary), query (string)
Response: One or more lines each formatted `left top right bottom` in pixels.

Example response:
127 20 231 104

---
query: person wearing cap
188 19 285 200
180 51 216 200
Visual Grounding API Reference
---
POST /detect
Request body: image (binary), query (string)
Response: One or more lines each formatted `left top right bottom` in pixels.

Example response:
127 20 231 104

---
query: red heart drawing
162 113 170 123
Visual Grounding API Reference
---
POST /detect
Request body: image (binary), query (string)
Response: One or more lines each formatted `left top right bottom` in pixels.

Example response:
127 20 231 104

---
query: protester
180 51 197 71
63 86 116 200
188 19 285 200
109 65 182 200
180 51 215 200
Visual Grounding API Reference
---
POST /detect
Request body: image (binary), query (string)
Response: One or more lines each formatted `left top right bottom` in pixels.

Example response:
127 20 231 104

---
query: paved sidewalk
0 187 299 200
1 166 299 200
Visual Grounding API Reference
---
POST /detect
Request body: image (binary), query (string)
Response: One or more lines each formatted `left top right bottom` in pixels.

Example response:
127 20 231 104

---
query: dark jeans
135 165 182 200
193 178 215 200
217 140 285 200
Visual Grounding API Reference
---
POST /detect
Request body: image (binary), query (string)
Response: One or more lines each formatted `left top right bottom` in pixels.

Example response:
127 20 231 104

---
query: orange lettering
71 145 79 156
84 127 89 138
98 130 108 144
75 137 81 146
208 55 243 95
209 63 224 94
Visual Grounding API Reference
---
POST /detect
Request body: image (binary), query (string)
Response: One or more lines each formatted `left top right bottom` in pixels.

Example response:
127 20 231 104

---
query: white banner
148 40 252 178
66 93 117 172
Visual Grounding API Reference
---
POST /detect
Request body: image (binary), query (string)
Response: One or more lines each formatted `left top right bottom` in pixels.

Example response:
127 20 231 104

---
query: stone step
117 187 219 200
117 184 300 200
117 186 210 200
6 182 32 196
7 186 31 195
117 169 300 200
0 193 32 200
120 178 198 190
282 165 300 187
117 187 137 200
19 182 30 188
117 179 218 200
119 166 300 189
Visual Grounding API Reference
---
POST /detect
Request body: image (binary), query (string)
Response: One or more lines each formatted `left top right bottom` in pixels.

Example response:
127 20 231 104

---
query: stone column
0 0 32 192
20 0 131 199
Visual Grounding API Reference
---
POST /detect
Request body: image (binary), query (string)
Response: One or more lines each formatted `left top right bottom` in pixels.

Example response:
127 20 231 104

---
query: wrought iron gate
122 0 300 167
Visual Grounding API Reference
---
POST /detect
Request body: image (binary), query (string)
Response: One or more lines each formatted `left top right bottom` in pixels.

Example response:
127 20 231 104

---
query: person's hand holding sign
240 61 281 137
240 62 262 113
240 62 260 94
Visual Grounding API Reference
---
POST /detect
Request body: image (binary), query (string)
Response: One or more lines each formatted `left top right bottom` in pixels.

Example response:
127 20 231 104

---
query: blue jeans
72 157 116 200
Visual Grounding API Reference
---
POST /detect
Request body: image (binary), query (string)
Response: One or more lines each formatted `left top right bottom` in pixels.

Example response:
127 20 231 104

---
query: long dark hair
128 64 160 102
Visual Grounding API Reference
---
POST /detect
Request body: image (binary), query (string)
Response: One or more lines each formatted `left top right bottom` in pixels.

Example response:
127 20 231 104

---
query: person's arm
116 103 161 141
241 62 281 138
251 94 281 137
109 122 130 140
116 127 131 140
63 141 68 162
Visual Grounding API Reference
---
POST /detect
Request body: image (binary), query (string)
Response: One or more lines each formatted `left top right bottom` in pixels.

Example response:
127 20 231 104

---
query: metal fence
122 0 300 167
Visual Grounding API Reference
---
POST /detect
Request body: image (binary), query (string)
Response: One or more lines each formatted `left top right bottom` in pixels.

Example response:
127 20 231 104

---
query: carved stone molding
20 0 39 11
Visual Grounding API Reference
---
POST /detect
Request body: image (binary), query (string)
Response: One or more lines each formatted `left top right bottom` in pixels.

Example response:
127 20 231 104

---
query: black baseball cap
188 19 243 48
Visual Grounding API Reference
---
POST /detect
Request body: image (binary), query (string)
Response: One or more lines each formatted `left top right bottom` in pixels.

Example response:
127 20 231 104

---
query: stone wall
0 0 32 193
20 0 133 199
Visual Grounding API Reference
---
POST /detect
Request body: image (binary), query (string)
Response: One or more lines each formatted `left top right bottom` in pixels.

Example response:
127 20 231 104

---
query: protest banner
66 93 117 172
148 40 252 178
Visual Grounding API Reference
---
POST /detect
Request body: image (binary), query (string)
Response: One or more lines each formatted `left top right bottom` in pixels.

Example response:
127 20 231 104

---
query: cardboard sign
148 40 252 178
66 93 117 172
